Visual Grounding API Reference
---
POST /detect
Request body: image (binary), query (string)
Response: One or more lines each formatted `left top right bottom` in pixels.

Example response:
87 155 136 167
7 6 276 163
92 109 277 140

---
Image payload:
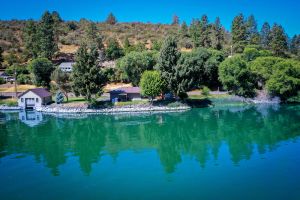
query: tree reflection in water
0 104 299 175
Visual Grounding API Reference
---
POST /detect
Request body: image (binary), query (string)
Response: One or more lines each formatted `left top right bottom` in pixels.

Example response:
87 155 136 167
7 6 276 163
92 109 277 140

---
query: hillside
0 20 181 54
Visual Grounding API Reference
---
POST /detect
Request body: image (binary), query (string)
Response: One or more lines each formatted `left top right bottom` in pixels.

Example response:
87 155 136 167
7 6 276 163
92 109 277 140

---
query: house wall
127 93 141 100
18 91 51 109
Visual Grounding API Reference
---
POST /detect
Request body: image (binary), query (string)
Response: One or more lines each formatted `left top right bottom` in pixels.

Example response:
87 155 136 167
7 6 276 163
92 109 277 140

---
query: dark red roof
19 88 52 98
109 87 140 94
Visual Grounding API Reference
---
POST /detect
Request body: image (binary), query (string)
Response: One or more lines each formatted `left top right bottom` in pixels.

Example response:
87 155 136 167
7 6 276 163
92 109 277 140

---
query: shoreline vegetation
1 11 299 114
0 92 289 114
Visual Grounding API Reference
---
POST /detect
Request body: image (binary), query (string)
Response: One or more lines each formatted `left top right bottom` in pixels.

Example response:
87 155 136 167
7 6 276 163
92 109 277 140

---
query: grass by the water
0 98 18 106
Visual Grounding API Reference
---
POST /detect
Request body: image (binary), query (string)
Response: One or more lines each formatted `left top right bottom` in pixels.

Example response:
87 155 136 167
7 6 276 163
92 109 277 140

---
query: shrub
201 86 210 96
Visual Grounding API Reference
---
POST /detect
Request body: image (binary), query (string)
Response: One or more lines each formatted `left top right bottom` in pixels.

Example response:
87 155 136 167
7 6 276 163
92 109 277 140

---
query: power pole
14 66 17 99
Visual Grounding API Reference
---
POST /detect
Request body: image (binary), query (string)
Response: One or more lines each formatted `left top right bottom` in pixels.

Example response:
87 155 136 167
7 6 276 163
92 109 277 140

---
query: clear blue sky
0 0 299 36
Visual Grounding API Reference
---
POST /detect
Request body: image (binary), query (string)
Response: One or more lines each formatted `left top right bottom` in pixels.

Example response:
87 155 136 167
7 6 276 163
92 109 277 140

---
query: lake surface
0 105 300 200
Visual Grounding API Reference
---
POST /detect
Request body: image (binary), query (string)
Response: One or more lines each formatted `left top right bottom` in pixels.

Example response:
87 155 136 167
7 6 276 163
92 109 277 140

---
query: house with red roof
18 88 52 109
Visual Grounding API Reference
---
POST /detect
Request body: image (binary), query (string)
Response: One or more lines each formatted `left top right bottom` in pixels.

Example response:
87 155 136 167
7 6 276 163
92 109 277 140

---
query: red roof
19 88 52 98
109 87 140 94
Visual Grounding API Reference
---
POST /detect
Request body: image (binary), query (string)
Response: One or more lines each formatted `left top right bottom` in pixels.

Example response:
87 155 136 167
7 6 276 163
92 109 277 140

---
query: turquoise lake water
0 104 300 200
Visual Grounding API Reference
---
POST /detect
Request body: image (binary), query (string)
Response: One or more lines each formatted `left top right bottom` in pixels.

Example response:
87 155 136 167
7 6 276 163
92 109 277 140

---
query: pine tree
290 35 300 56
72 45 107 101
23 20 39 58
157 36 181 94
270 24 288 57
172 15 180 25
246 15 260 45
211 17 224 50
179 21 189 38
260 22 271 49
38 11 58 59
189 19 201 47
0 47 3 68
106 13 117 25
232 14 247 53
200 15 211 48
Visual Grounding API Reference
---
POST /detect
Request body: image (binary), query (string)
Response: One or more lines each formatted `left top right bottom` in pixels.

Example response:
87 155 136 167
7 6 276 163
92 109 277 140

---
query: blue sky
0 0 299 36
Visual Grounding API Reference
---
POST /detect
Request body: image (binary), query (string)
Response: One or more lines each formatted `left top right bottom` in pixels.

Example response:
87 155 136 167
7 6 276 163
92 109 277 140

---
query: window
21 98 24 102
36 98 39 103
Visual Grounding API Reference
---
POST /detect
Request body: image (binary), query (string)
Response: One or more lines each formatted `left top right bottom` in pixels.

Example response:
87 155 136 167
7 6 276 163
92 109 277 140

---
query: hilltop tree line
0 11 299 103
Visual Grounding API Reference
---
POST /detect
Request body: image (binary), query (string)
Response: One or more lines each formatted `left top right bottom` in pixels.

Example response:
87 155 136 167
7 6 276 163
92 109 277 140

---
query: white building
59 62 75 72
18 88 52 109
19 111 43 127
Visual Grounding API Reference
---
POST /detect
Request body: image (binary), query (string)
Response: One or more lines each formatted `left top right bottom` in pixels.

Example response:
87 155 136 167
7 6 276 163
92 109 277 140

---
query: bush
0 77 5 84
201 86 210 96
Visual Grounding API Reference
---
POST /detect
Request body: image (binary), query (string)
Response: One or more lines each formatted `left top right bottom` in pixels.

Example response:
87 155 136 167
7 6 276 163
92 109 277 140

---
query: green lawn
0 98 18 106
114 100 149 106
63 97 86 103
188 93 231 100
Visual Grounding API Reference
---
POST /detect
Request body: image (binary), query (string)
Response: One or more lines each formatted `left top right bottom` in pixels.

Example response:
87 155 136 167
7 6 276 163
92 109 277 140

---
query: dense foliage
140 70 165 100
117 51 157 86
72 45 107 101
29 58 54 87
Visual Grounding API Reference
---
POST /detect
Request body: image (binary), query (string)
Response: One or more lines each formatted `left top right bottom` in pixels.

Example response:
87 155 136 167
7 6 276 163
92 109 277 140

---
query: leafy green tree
38 11 58 59
211 17 224 50
249 56 284 84
266 60 300 99
105 38 124 60
260 22 271 49
157 36 181 94
232 14 247 53
51 67 71 101
29 58 54 87
117 51 156 86
219 56 256 97
140 70 165 101
151 40 162 51
242 47 261 62
106 13 117 25
204 49 225 87
201 86 210 96
270 24 288 57
72 45 107 101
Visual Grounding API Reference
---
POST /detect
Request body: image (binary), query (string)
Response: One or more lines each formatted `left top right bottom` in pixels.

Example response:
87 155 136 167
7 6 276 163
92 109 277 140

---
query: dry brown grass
104 83 132 92
59 44 79 54
0 84 37 92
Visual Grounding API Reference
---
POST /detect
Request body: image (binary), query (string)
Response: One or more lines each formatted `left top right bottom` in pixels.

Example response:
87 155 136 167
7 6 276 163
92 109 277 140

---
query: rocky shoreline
0 105 22 110
35 105 191 114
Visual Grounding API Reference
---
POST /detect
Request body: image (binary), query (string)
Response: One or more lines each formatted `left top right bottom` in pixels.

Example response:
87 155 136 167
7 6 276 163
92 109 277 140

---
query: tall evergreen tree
199 15 211 48
179 21 189 38
189 19 201 47
0 47 3 68
211 17 224 50
157 36 181 94
38 11 58 59
172 15 180 25
290 35 300 56
106 13 117 25
232 14 247 53
246 15 260 45
72 45 107 101
23 20 39 58
260 22 271 49
105 38 124 60
270 24 288 57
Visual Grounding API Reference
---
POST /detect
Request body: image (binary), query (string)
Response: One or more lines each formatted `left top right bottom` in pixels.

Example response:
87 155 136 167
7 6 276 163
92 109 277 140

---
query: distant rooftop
109 87 140 94
19 88 52 98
